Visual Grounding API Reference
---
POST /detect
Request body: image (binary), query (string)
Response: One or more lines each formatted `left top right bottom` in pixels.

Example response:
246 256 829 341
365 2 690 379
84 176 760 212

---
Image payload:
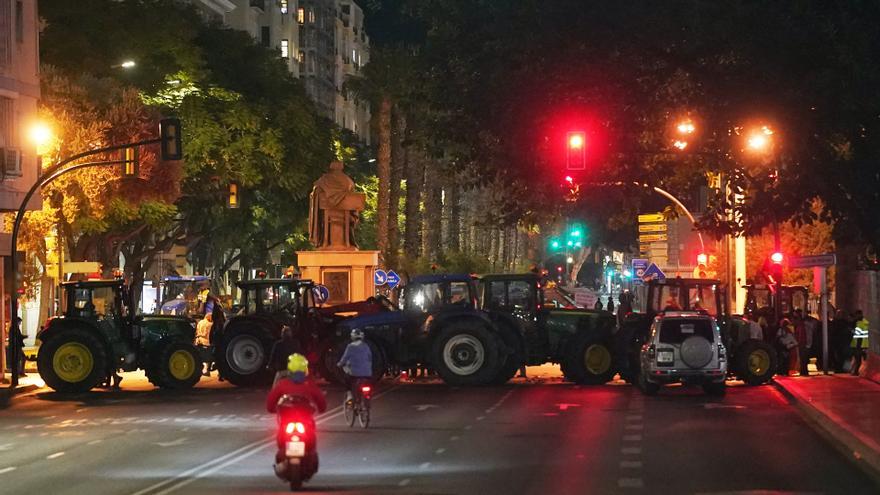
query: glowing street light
673 140 688 150
676 120 696 135
746 125 774 152
120 60 136 69
566 256 574 264
27 121 53 149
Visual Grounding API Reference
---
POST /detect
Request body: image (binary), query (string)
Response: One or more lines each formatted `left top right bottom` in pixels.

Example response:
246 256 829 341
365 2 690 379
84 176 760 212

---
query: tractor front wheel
38 328 108 393
148 341 202 390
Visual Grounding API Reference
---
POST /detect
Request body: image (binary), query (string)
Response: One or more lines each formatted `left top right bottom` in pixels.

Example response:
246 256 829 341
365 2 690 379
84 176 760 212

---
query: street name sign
789 253 837 269
639 233 668 243
386 270 401 289
638 213 664 223
638 224 667 233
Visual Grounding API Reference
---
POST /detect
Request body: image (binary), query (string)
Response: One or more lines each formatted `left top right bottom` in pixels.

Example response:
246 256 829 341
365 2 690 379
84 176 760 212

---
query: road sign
312 285 330 304
789 253 837 269
642 263 666 281
374 269 388 285
638 213 664 223
639 233 668 243
386 270 401 289
638 224 667 233
632 259 649 285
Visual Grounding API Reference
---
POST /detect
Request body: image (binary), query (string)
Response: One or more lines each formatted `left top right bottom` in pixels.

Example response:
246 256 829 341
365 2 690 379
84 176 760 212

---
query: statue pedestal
296 250 379 305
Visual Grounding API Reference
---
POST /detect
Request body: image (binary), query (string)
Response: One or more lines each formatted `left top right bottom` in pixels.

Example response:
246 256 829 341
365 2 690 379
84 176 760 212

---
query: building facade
189 0 370 142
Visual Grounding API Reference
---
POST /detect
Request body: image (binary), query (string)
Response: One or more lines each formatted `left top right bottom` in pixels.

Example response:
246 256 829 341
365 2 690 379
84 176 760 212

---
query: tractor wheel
37 328 108 393
489 327 522 385
431 321 501 386
316 339 347 385
563 333 616 385
216 325 274 387
147 341 202 390
735 340 777 385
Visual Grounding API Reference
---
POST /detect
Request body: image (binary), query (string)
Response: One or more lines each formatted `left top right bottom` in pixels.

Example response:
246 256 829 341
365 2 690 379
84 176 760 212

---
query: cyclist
337 329 373 402
266 353 327 415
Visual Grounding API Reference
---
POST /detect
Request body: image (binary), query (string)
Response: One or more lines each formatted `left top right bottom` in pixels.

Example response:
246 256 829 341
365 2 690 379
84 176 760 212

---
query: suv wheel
217 326 274 386
563 334 615 385
432 322 500 386
38 328 108 393
638 372 660 396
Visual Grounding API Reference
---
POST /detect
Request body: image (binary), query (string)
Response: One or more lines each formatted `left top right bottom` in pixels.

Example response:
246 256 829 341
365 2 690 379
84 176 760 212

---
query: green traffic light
575 241 582 248
571 230 581 237
551 240 560 249
567 240 573 247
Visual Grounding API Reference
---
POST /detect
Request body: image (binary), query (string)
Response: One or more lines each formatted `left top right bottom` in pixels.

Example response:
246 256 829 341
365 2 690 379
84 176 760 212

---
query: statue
308 161 365 250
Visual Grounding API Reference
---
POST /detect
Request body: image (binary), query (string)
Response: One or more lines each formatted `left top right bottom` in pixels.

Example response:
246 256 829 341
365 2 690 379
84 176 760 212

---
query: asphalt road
0 370 877 495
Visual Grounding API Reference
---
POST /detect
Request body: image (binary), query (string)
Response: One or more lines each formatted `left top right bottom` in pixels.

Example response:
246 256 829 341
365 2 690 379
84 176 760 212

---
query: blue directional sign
312 285 330 304
386 270 401 289
642 263 666 281
632 259 650 285
374 269 388 286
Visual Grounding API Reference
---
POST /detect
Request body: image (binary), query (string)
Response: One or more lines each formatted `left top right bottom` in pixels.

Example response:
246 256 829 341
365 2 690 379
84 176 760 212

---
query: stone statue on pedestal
308 161 365 251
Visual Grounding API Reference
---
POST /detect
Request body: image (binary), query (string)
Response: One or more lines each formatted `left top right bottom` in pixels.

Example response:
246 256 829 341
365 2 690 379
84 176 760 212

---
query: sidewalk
775 374 880 484
0 372 44 404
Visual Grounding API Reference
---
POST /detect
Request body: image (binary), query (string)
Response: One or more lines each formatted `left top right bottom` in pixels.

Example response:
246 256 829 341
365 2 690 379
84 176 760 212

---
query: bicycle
343 380 372 428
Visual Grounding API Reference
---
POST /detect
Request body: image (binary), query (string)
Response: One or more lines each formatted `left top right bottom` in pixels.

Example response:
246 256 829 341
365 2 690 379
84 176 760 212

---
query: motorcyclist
337 328 373 402
266 353 327 415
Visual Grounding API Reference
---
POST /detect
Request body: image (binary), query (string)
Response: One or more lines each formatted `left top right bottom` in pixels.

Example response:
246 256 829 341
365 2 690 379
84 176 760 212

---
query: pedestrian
776 318 799 376
196 313 213 376
803 311 820 371
830 310 854 373
793 309 809 376
594 298 603 310
851 310 869 375
617 292 633 327
6 317 25 377
606 296 615 313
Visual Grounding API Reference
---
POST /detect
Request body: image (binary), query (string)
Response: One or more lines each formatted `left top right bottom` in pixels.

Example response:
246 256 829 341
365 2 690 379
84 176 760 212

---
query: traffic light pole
6 137 161 388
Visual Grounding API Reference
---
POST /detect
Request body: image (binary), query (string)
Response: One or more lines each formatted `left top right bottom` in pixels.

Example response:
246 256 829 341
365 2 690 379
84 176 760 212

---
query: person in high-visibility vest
851 310 870 375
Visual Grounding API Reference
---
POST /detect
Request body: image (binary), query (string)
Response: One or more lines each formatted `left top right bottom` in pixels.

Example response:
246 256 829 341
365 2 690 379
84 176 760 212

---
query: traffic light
550 239 560 250
770 252 784 264
695 253 708 278
159 118 182 161
227 182 240 208
566 131 586 170
122 146 139 177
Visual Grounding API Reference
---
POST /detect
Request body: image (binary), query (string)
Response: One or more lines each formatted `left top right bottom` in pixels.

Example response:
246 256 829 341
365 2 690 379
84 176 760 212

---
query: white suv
639 312 727 396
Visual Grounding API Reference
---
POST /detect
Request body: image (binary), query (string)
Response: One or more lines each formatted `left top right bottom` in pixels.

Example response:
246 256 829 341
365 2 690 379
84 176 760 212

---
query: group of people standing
770 308 869 376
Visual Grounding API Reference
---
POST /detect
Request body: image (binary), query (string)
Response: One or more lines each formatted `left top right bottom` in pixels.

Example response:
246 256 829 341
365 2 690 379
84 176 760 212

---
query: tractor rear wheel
147 341 202 390
216 325 275 386
735 340 777 385
38 328 108 393
431 321 501 386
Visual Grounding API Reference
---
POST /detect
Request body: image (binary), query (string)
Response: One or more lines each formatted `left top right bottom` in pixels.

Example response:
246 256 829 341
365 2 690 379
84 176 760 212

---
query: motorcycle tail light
285 422 306 435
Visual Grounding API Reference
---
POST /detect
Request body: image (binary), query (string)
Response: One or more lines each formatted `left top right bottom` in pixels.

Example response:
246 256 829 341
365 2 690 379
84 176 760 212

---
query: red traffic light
770 252 784 264
566 131 586 170
557 266 563 272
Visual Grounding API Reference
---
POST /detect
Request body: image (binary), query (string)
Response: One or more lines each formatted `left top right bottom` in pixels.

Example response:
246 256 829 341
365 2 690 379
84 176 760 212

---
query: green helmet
287 353 309 375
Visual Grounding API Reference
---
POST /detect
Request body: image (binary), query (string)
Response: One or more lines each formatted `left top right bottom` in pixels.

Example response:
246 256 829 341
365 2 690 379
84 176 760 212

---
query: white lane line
435 448 446 455
463 425 473 430
398 479 411 487
0 443 14 451
76 408 87 413
419 462 431 470
46 452 65 460
620 460 643 468
623 434 642 442
625 424 644 430
450 436 459 441
87 439 103 446
131 385 400 495
0 466 16 474
485 389 515 414
476 416 485 421
212 402 221 406
621 447 642 455
187 409 198 414
618 478 644 488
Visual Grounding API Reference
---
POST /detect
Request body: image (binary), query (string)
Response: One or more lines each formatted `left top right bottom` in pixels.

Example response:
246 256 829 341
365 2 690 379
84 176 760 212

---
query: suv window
659 318 715 344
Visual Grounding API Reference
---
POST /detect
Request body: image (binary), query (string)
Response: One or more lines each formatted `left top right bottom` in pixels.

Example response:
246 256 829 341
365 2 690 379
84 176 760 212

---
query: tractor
37 279 203 393
618 278 779 385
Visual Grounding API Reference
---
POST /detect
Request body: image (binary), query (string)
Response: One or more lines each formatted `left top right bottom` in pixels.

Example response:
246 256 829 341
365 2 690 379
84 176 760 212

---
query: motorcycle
273 395 319 491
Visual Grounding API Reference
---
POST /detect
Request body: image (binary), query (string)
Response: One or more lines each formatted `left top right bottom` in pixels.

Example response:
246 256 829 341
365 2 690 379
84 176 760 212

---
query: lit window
297 7 304 24
280 39 289 58
309 9 315 23
280 0 288 14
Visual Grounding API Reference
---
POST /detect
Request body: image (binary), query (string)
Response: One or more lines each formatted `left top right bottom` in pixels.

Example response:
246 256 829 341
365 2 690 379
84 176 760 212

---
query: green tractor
619 277 779 385
478 273 619 385
37 279 203 393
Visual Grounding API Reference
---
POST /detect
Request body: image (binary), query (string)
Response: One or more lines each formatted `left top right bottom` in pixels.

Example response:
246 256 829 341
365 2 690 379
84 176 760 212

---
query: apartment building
189 0 370 142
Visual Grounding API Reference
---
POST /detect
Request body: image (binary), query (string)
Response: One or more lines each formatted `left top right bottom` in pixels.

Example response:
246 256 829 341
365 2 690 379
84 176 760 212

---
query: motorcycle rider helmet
350 328 364 341
287 353 309 376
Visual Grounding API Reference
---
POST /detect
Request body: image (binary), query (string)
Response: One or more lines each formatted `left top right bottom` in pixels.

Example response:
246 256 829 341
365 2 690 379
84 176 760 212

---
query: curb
774 380 880 486
0 383 40 405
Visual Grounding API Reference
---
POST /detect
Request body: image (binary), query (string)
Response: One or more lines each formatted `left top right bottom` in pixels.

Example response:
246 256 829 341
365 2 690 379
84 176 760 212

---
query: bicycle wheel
358 398 370 428
344 398 355 427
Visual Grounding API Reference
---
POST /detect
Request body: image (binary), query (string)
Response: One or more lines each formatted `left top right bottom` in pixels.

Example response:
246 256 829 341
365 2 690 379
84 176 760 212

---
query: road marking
187 409 198 414
419 462 431 470
43 415 56 420
0 467 16 474
485 389 515 414
414 404 438 412
626 415 642 421
212 402 221 406
87 439 103 445
476 416 485 421
0 443 14 451
618 477 644 488
625 424 644 430
435 448 446 455
47 452 65 460
620 460 643 468
556 403 581 411
398 479 411 487
621 447 642 455
155 438 188 448
463 425 473 430
450 436 460 441
76 408 87 413
623 434 642 442
130 384 400 495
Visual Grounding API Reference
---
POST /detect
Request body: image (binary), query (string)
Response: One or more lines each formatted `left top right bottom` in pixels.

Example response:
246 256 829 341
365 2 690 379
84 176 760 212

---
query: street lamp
27 121 53 149
119 60 136 69
745 125 774 152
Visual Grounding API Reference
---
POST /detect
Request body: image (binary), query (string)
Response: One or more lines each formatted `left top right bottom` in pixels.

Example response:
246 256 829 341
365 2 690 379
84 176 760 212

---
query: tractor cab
61 279 132 326
744 284 810 324
159 275 212 316
235 278 317 318
643 278 725 320
399 274 479 314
